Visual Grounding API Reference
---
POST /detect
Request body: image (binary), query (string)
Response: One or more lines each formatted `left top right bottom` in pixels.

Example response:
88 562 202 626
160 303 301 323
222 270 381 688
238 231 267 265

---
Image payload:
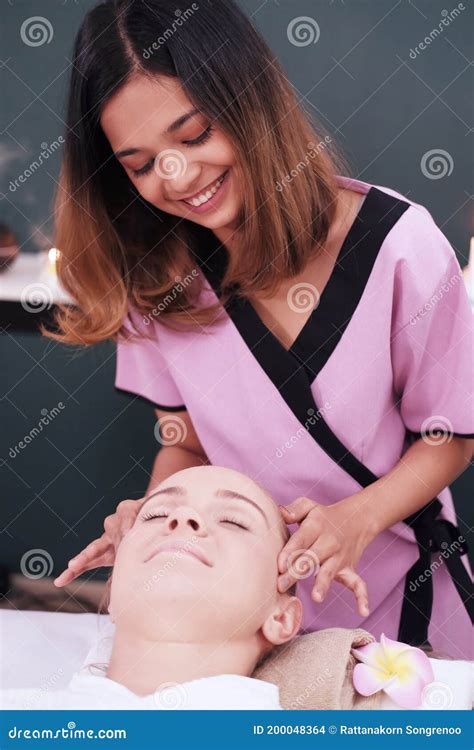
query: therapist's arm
278 436 473 605
146 408 210 492
356 435 474 537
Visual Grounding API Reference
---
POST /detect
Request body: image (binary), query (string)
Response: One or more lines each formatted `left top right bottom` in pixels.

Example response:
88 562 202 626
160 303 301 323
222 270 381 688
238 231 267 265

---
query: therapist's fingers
312 563 370 618
53 535 113 587
279 497 318 524
69 535 113 569
311 557 340 603
105 498 144 546
277 536 340 592
52 568 76 587
277 512 327 573
335 567 370 617
53 549 113 587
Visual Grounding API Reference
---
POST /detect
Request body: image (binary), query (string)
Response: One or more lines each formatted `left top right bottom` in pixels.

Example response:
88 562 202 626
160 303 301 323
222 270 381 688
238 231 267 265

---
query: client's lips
144 539 212 567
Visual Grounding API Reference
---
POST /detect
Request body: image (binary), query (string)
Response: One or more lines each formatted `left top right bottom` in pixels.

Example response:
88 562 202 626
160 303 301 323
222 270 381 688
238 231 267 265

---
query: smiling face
109 465 301 647
100 74 242 233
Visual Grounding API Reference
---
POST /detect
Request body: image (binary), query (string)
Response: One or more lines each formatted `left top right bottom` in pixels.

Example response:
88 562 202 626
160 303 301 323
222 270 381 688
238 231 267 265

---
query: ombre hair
44 0 348 346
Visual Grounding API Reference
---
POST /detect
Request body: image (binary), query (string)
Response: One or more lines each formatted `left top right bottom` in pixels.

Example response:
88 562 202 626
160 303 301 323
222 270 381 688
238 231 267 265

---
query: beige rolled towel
252 627 382 710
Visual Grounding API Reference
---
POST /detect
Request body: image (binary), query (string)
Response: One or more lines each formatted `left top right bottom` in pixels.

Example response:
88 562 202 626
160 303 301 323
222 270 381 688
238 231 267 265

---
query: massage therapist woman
49 0 473 658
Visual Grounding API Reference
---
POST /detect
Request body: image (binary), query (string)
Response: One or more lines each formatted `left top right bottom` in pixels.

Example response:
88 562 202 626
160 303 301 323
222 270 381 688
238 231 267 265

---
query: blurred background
1 0 472 608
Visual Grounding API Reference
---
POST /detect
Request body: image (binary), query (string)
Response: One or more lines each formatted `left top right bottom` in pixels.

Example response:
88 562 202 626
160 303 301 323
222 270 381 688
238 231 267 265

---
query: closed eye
183 124 214 146
138 510 249 530
140 511 168 522
130 125 214 178
219 516 249 531
131 160 154 177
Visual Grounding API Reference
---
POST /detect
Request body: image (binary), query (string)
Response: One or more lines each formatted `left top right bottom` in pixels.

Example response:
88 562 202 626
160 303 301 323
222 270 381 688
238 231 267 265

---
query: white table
0 251 72 306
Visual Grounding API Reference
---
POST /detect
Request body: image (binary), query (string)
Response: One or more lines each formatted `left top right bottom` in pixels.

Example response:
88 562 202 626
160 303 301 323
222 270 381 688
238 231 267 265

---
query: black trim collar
195 186 411 385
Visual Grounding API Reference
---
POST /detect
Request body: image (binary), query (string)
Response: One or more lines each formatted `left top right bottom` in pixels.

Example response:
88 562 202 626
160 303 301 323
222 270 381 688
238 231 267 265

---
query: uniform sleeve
115 311 186 412
390 208 473 439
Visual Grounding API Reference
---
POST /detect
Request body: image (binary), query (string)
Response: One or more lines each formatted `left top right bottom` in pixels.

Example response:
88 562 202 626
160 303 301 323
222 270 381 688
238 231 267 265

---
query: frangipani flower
351 633 435 708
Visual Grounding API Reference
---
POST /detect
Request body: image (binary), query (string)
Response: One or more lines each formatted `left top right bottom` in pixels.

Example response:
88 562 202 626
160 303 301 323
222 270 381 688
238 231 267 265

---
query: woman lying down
1 466 471 710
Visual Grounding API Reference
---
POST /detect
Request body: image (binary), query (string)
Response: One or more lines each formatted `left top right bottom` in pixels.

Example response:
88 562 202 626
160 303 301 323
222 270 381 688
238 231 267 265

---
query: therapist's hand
277 496 375 617
53 497 146 587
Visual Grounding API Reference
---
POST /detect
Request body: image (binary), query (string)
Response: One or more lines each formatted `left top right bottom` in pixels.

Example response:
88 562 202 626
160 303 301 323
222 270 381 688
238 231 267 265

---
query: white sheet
1 610 471 709
1 671 282 710
0 609 107 690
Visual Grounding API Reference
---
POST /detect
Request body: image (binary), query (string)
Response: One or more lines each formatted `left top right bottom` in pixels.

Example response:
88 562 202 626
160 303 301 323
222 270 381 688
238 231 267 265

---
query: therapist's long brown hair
44 0 346 346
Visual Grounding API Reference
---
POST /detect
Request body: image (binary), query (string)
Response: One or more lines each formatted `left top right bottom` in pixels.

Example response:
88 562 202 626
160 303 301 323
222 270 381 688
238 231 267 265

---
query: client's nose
165 506 207 535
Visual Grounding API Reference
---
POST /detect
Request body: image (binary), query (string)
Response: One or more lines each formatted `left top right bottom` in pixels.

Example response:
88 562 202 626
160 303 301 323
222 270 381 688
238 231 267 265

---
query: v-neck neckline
269 186 375 356
194 185 410 385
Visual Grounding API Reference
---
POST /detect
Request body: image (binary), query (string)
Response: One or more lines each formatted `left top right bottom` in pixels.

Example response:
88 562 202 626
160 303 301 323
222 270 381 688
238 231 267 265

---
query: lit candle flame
47 247 60 275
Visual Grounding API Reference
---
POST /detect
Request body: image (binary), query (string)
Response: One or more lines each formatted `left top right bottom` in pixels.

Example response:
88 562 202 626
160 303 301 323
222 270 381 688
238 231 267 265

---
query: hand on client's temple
277 497 371 618
53 497 146 587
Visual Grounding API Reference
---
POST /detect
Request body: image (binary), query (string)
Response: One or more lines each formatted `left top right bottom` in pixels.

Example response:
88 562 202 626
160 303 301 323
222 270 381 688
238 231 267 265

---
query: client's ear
261 595 303 646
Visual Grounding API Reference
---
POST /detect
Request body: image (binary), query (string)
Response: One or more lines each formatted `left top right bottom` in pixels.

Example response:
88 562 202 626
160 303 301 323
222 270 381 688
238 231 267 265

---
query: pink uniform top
115 174 473 659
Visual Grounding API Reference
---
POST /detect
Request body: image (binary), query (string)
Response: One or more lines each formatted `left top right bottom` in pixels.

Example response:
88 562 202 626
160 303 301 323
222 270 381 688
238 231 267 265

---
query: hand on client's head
107 466 303 673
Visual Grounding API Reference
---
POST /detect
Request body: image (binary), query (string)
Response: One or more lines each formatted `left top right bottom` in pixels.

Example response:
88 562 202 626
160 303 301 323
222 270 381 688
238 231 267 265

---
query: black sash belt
399 500 473 647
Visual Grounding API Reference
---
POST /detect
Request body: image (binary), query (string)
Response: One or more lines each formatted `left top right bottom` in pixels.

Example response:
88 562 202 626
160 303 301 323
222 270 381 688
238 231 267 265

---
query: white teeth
184 172 226 207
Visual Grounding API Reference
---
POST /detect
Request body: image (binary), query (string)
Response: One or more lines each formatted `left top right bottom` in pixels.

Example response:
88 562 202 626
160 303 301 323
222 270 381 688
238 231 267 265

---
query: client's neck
107 625 261 697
